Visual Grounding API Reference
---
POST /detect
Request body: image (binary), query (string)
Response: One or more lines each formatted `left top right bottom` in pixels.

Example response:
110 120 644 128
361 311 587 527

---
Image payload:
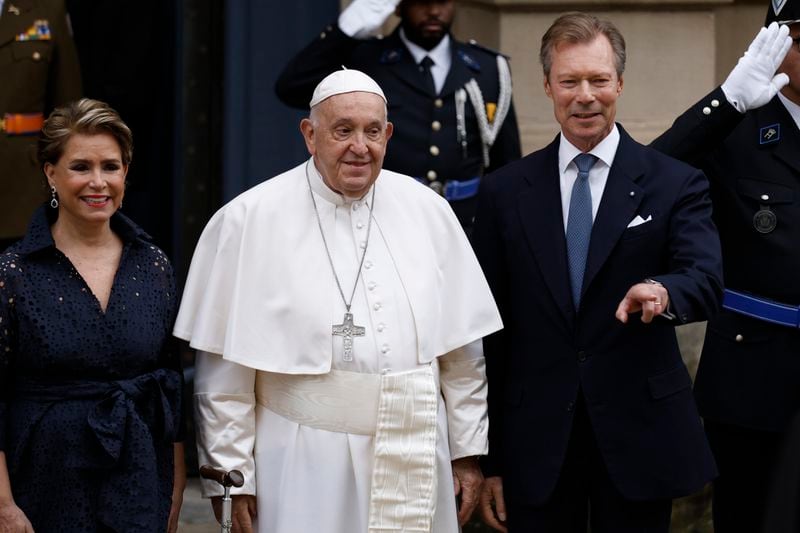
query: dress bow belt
13 368 182 532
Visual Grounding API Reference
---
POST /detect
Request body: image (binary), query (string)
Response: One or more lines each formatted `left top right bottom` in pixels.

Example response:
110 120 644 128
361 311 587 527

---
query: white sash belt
255 367 438 532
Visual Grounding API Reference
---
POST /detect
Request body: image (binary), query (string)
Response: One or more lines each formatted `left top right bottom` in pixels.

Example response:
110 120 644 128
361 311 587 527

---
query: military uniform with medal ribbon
0 0 81 247
275 18 521 228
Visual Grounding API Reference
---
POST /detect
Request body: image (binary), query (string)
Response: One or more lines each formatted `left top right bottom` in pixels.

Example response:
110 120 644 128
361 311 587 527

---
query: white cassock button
702 107 711 115
353 203 360 211
368 282 377 291
381 344 390 354
364 261 373 269
711 99 720 107
377 323 386 332
373 302 382 311
359 241 366 249
356 221 364 229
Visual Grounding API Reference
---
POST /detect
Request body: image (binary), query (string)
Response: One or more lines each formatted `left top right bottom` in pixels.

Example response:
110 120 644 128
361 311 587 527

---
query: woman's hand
0 501 34 533
166 443 186 533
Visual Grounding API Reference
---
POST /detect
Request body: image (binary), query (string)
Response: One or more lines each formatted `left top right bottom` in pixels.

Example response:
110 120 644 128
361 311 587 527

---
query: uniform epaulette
467 39 510 59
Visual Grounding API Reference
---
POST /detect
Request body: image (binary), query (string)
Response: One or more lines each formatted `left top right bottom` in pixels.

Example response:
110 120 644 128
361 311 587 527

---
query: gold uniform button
711 99 720 108
735 334 744 342
434 98 443 108
320 31 327 39
761 194 770 201
431 120 441 131
32 51 41 61
429 145 440 156
426 170 437 181
702 106 711 115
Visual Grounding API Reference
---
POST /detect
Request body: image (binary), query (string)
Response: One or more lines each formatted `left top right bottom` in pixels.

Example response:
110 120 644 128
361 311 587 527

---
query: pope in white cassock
174 69 503 533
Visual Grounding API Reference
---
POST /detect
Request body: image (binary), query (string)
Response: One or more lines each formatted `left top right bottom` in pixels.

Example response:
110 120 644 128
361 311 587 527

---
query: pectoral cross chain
332 312 365 362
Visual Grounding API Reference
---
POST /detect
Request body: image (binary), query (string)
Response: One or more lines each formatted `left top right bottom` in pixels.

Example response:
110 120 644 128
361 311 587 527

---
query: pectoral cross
332 312 365 362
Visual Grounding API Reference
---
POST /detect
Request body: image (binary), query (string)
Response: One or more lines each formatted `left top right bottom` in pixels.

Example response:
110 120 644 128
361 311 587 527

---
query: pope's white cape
173 159 502 370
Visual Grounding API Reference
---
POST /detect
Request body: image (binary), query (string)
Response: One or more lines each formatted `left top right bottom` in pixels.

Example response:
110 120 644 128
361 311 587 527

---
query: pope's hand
721 22 792 113
339 0 402 39
452 456 484 526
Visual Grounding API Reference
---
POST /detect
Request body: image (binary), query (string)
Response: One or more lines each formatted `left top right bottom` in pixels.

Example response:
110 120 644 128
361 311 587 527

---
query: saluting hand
722 21 792 113
339 0 403 39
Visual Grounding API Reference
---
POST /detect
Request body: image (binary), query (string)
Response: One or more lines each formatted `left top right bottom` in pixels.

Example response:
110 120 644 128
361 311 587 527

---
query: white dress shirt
399 28 451 95
558 125 621 230
778 92 800 132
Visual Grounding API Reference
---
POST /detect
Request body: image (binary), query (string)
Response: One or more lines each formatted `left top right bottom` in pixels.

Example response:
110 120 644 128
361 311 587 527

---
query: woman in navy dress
0 99 185 532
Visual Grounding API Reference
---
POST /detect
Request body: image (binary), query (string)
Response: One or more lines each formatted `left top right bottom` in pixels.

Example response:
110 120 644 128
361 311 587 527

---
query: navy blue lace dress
0 207 183 532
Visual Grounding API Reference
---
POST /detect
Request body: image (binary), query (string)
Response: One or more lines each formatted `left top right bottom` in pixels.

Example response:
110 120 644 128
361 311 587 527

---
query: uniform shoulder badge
457 49 481 72
380 47 404 65
759 123 780 145
468 39 510 59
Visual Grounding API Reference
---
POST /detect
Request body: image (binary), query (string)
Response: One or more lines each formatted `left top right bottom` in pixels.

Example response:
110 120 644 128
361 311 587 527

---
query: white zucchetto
309 68 387 108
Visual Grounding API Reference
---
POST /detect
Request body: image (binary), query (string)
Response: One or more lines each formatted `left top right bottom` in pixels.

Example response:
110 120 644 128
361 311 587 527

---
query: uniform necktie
419 56 436 95
566 153 598 309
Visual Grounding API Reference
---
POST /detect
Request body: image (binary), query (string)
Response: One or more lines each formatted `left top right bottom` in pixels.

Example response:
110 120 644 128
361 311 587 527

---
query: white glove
338 0 401 39
721 22 792 113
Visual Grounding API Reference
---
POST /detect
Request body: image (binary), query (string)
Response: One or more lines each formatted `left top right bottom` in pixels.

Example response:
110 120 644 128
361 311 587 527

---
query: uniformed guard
0 0 81 250
652 3 800 532
275 0 521 228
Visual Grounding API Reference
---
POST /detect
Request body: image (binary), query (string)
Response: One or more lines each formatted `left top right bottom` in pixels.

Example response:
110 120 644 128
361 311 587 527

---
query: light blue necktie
566 153 598 309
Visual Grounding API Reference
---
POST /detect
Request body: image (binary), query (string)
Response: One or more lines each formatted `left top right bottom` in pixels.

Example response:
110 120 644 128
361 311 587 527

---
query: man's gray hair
540 12 626 78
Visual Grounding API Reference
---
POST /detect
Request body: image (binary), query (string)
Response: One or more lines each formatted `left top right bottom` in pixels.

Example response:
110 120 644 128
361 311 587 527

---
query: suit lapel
517 137 574 324
0 0 35 49
582 128 644 295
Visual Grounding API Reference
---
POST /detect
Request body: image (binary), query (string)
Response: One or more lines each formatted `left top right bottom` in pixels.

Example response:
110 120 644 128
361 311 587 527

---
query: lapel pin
629 191 635 197
9 4 20 15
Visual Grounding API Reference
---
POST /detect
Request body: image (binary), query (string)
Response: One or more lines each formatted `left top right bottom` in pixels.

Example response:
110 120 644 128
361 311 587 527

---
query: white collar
399 28 451 68
308 158 375 206
777 92 800 131
558 125 620 174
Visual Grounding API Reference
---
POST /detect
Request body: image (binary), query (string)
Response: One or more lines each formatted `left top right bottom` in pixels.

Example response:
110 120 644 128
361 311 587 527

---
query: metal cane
199 464 245 533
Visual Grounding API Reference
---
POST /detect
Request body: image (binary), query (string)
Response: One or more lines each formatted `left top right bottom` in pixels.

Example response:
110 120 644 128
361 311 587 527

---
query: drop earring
50 186 59 208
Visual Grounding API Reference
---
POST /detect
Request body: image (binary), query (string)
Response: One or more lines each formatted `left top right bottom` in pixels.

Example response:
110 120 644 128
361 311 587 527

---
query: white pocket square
627 214 652 228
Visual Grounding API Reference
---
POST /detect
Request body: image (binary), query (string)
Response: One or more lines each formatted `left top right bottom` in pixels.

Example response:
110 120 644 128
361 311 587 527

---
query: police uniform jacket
0 0 81 240
275 23 521 226
652 87 800 433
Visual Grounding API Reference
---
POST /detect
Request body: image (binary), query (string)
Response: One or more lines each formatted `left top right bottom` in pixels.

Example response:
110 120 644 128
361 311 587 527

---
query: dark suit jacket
275 24 521 225
0 0 81 239
472 125 722 505
652 87 800 433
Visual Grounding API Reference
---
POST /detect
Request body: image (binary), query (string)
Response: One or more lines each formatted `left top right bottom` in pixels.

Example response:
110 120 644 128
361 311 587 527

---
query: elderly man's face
544 35 623 152
779 23 800 105
301 92 393 198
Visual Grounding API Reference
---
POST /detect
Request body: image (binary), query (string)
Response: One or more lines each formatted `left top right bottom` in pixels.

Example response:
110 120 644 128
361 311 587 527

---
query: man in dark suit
275 0 521 227
651 3 800 531
0 0 81 250
473 12 722 532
